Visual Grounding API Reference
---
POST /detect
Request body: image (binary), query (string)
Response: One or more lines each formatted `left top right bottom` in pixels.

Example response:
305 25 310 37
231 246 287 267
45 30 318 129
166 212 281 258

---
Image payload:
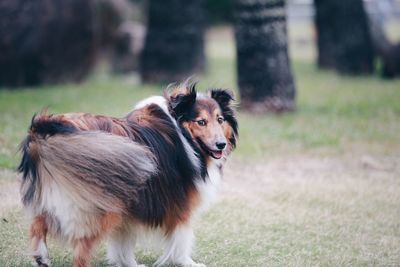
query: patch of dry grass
197 155 400 266
2 155 398 266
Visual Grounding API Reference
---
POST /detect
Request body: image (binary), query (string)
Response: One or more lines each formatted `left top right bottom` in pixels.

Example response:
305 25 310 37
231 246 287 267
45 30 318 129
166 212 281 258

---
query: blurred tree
0 0 96 88
206 0 234 23
380 44 400 78
314 0 374 74
140 0 205 83
112 22 145 74
368 13 400 79
234 0 296 112
96 0 126 48
96 0 145 74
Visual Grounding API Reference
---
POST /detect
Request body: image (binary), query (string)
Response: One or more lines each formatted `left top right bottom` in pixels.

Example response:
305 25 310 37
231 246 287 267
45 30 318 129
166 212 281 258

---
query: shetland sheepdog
18 82 238 267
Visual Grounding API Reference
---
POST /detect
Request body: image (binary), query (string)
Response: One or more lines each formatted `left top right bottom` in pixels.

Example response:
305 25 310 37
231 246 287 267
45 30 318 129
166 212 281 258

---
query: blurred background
1 0 399 106
1 1 400 266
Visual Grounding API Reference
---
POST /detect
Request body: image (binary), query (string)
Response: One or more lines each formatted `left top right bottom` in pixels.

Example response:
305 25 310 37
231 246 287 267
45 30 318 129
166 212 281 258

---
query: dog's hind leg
155 224 206 267
106 224 145 267
72 212 123 267
72 236 100 267
30 215 51 267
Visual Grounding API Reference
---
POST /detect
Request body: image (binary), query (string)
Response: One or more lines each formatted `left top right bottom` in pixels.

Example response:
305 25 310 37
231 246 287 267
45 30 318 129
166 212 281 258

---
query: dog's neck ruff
134 96 202 175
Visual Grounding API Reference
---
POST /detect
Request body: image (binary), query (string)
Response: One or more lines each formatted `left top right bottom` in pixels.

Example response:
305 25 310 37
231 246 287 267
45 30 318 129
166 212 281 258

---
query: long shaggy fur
18 83 238 267
21 132 156 212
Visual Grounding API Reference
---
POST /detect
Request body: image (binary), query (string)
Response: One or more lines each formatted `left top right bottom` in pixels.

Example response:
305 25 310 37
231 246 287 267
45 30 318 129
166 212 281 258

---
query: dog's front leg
154 224 206 267
106 224 146 267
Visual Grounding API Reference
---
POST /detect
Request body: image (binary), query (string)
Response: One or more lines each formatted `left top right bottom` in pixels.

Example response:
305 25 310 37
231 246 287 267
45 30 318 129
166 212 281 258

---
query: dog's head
166 83 238 160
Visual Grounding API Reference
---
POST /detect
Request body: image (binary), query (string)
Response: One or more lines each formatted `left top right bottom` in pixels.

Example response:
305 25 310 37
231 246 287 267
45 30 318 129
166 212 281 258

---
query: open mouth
208 149 223 159
198 140 224 159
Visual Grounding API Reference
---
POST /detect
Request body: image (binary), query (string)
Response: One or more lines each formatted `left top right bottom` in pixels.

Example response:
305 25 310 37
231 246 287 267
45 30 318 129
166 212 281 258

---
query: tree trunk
0 0 96 88
234 0 296 112
313 0 336 69
314 0 374 74
380 43 400 79
140 0 205 84
368 11 400 79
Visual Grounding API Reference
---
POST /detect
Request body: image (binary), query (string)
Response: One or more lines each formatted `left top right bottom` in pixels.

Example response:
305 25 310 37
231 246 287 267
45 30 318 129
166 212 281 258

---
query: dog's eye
217 117 224 124
197 120 207 126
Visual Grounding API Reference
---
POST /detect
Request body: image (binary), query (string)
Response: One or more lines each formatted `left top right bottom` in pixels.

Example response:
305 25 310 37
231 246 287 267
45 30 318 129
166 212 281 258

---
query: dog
18 82 238 267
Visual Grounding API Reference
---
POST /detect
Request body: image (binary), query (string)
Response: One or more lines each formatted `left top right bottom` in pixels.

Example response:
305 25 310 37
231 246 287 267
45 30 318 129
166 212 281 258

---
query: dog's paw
182 263 206 267
184 263 207 267
109 263 146 267
32 255 51 267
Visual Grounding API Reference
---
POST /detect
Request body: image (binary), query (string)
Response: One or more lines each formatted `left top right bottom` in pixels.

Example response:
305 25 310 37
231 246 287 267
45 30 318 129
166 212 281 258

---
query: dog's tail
18 115 156 212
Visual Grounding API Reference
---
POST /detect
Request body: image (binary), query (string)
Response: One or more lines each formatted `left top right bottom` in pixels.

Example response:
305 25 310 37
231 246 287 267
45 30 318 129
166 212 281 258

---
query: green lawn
1 27 400 266
1 58 399 168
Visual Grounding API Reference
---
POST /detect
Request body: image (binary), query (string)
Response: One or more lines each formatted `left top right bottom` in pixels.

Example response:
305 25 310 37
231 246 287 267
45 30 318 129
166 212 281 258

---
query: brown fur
72 236 99 267
30 215 48 262
222 122 234 153
30 215 47 240
71 212 123 267
100 212 123 233
44 112 133 137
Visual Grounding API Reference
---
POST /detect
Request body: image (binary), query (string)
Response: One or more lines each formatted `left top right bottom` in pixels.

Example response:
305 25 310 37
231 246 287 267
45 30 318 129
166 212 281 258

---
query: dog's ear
209 88 238 148
209 88 235 108
165 82 197 120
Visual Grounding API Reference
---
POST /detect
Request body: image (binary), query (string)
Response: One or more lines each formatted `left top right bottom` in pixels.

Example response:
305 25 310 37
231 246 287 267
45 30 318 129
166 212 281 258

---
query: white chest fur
195 161 222 215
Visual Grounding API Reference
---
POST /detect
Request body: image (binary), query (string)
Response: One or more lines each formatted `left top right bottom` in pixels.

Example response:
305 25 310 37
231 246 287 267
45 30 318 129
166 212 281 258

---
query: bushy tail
19 129 156 212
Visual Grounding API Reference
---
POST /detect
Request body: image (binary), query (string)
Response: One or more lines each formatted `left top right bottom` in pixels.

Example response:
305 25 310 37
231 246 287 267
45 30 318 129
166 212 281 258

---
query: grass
1 59 399 168
1 25 400 266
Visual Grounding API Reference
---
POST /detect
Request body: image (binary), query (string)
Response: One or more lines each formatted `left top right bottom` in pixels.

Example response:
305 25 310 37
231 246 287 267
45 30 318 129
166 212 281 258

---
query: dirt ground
224 154 399 197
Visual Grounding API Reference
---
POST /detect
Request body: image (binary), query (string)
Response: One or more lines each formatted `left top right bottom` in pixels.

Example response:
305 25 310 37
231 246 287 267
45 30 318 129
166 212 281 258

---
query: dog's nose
216 142 226 150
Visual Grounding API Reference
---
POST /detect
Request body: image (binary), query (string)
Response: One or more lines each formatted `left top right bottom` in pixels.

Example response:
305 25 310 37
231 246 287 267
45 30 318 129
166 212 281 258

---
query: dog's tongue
212 150 223 159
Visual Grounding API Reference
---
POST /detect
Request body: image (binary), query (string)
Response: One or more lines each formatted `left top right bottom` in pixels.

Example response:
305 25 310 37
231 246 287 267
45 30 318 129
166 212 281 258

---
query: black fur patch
18 135 38 205
169 83 197 121
126 104 201 227
30 114 77 137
